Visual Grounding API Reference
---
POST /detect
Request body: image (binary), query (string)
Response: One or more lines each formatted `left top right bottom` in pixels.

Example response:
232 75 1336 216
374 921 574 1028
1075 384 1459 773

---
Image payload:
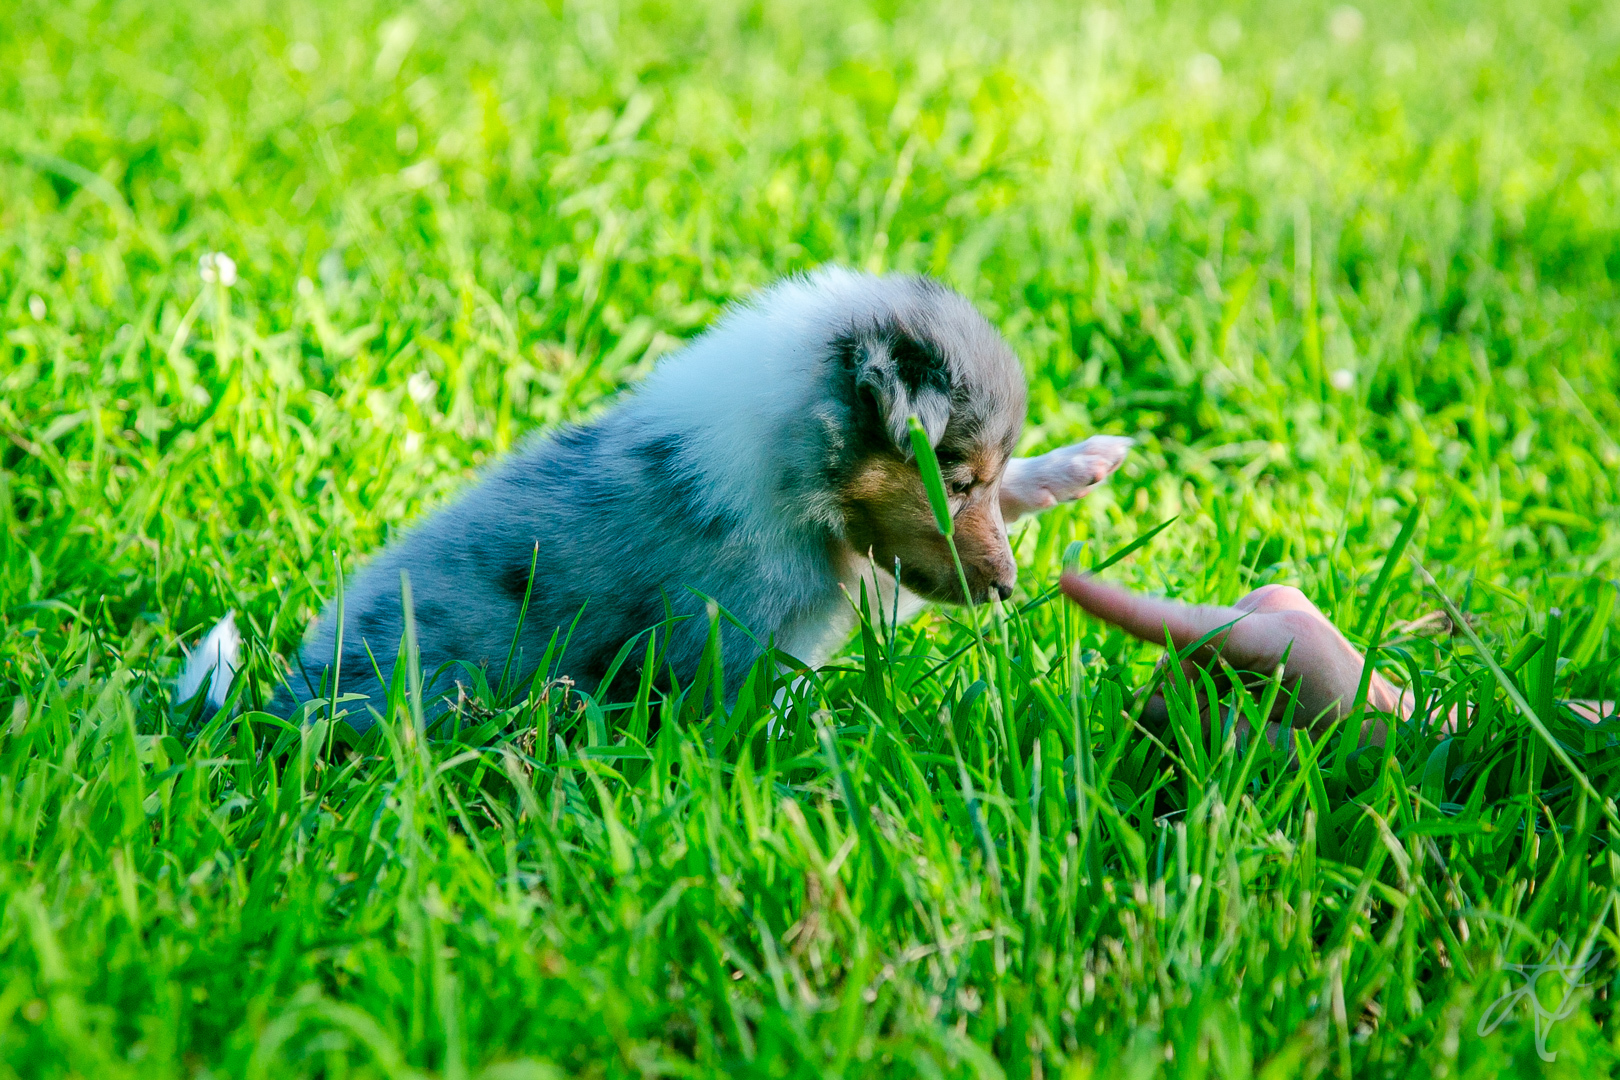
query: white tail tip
178 613 242 711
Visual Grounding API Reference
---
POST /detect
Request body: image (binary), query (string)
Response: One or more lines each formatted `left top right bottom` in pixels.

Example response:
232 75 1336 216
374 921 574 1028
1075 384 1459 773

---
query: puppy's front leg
1000 435 1133 522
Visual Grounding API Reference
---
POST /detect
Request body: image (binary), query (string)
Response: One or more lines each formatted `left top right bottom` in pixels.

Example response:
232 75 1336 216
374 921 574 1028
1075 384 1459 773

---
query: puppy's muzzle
968 562 1017 603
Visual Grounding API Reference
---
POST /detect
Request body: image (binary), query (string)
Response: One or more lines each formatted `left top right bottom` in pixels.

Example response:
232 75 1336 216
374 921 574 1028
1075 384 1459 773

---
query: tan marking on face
967 446 1003 483
839 451 1017 604
842 457 917 503
951 494 1017 599
935 441 1012 495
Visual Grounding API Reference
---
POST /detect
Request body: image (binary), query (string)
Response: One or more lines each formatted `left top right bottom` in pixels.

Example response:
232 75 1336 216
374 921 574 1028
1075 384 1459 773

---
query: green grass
3 0 1620 1074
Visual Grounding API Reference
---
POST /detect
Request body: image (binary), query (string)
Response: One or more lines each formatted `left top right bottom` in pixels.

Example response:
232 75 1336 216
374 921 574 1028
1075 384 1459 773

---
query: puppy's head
828 276 1027 605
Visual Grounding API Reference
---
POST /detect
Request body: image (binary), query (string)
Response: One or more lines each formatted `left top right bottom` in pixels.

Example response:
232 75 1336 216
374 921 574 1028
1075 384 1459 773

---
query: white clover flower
199 252 238 287
288 42 321 73
407 371 439 407
1187 53 1222 91
1329 368 1356 392
1330 6 1365 44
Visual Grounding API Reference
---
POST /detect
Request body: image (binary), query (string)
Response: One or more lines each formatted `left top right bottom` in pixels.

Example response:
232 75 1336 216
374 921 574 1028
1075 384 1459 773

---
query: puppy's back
281 374 838 728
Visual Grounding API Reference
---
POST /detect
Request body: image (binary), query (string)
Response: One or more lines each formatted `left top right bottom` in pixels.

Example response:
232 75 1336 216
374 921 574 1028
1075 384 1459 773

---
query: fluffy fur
180 268 1129 730
175 612 240 712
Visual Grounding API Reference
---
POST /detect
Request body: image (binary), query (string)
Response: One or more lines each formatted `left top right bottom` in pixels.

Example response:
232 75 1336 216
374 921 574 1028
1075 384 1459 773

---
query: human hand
1059 575 1404 740
1059 574 1616 742
1001 435 1133 522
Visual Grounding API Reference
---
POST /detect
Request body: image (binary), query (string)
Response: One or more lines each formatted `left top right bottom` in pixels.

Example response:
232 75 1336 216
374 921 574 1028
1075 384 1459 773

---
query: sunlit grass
1 0 1618 1075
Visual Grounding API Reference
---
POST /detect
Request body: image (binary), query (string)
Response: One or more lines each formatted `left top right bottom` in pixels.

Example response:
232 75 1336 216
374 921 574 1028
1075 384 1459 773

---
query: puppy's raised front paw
1002 434 1133 518
1040 434 1133 495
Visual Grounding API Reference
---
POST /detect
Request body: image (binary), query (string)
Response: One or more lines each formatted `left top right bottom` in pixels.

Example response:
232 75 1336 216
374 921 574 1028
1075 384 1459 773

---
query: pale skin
1060 574 1615 745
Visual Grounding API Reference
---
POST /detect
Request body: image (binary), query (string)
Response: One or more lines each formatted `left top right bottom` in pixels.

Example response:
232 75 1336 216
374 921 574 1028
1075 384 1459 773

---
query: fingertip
1058 570 1092 600
1059 571 1121 616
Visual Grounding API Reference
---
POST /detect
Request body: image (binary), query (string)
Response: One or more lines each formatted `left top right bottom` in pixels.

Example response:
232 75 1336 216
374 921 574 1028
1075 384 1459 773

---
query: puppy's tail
177 612 242 715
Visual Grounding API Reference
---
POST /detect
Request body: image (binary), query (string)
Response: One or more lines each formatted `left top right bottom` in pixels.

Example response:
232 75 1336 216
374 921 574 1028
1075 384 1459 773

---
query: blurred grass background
2 0 1619 1076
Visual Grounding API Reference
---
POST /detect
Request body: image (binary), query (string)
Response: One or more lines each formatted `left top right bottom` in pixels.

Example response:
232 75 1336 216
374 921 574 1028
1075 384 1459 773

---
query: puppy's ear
845 331 952 457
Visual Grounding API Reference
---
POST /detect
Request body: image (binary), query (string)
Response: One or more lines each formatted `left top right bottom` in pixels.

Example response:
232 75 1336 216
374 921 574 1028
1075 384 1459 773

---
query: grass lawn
3 0 1620 1074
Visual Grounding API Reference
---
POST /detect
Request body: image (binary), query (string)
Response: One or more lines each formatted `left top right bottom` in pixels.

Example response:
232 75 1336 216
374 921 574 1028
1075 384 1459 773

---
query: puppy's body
185 269 1128 728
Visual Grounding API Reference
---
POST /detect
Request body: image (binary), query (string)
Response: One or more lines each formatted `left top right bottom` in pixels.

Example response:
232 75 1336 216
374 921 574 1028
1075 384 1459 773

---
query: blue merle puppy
180 268 1130 729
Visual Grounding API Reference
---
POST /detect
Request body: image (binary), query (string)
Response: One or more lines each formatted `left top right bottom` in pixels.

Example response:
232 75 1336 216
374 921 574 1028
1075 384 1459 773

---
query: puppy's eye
949 477 974 497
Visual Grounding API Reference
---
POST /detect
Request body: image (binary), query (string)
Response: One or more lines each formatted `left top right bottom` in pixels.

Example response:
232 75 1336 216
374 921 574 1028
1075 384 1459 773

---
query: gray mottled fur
267 268 1026 730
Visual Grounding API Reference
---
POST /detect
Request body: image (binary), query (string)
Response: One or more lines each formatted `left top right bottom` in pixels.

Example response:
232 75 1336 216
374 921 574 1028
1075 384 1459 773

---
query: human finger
1569 700 1616 724
1232 583 1320 616
1060 574 1248 653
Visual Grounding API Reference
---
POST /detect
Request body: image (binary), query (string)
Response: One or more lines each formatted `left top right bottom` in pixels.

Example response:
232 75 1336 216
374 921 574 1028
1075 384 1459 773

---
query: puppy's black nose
992 582 1013 602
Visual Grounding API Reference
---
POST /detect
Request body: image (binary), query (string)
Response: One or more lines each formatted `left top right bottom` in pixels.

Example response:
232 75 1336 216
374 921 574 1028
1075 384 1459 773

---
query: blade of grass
1410 555 1620 835
1354 500 1422 640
